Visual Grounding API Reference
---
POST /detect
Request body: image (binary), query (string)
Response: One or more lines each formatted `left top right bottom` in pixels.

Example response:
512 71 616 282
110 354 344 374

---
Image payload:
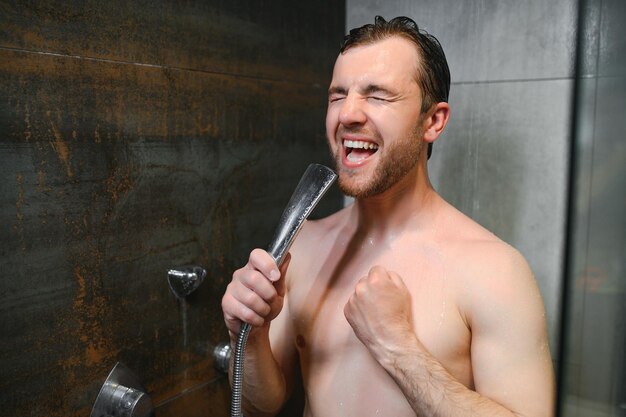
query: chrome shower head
267 163 337 267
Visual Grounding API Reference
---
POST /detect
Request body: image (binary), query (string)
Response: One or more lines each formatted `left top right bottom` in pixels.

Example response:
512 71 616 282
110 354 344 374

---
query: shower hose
231 322 252 417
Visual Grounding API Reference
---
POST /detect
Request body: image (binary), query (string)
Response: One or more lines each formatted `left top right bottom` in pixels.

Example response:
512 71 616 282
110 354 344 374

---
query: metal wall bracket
213 342 231 374
167 265 206 298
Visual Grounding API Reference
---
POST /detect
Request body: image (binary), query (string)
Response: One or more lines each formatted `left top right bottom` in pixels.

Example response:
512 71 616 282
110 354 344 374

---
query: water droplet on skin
437 300 446 328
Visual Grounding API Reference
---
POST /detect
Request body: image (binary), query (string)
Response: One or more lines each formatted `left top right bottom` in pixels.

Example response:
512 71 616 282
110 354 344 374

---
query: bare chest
288 245 474 388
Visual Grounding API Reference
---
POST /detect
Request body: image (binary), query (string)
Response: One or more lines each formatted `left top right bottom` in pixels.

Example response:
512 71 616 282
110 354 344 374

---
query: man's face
326 37 426 198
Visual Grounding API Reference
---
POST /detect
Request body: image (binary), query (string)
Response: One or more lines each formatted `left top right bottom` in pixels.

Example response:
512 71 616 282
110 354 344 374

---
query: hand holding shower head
231 163 337 417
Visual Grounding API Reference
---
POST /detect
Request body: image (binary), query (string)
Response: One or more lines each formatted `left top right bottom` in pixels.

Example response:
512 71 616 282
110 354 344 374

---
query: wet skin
222 36 555 417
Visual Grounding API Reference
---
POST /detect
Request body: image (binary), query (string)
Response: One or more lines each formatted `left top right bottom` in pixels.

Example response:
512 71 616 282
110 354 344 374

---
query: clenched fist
344 265 415 359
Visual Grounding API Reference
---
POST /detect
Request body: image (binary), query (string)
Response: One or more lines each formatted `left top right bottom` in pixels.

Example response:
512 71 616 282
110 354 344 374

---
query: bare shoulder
436 201 544 323
438 201 554 412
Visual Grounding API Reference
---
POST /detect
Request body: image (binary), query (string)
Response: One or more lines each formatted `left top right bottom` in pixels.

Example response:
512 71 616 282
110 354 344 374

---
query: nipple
296 334 306 349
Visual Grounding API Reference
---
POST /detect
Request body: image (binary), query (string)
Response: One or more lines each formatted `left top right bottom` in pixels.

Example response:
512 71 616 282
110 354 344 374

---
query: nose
338 94 367 127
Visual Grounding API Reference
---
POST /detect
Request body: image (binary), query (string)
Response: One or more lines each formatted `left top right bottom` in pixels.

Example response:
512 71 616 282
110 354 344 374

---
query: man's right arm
221 249 294 416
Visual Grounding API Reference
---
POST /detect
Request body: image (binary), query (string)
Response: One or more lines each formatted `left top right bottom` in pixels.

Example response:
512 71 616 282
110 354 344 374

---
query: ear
422 102 450 144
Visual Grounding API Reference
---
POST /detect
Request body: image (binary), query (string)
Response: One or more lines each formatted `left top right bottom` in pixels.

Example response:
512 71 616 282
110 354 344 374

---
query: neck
350 160 439 238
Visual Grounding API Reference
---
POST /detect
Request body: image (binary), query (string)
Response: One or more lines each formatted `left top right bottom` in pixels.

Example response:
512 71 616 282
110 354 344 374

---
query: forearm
229 325 287 417
378 337 517 417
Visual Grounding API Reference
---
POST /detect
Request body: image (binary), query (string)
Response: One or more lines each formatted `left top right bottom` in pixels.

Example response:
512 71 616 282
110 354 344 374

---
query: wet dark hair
340 16 450 159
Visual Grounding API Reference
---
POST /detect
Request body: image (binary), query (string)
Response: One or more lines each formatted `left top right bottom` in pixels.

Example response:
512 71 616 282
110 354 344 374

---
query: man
222 16 555 417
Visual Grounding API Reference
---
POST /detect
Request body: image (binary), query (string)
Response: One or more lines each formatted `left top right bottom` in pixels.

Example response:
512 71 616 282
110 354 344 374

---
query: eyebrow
328 86 347 96
327 84 396 96
360 84 395 96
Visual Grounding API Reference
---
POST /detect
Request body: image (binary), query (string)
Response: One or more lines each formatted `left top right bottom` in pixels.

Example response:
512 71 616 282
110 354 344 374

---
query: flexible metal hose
231 322 251 417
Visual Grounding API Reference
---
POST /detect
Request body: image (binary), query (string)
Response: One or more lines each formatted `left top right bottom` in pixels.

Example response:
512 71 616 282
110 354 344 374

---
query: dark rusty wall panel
156 377 231 417
0 0 343 84
0 1 345 416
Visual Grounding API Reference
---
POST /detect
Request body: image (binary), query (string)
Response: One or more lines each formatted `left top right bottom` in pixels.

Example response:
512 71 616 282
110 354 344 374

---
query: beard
332 121 425 199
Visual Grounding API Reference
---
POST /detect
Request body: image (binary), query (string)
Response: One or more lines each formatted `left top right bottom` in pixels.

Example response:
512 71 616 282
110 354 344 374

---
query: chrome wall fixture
90 362 154 417
167 265 207 298
213 342 232 375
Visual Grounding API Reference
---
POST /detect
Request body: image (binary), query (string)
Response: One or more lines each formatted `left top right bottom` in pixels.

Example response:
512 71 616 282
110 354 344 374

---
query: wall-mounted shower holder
167 265 206 298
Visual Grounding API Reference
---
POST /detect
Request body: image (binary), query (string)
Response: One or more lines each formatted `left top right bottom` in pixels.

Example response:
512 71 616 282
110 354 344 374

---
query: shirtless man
221 16 555 417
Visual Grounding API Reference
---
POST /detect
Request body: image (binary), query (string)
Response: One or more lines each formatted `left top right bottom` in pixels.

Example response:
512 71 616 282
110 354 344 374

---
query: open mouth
343 139 379 164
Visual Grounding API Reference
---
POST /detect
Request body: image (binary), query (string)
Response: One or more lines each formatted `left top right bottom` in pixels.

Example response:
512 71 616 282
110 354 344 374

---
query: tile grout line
0 45 324 87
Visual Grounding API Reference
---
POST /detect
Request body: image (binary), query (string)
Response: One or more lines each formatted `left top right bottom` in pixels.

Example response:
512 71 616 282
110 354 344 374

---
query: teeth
344 140 379 150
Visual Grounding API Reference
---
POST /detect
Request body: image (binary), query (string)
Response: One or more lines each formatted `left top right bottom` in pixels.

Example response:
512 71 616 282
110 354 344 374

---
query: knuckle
369 265 385 278
233 265 247 278
240 307 257 323
250 248 264 257
355 280 368 296
255 278 277 301
232 271 247 286
369 265 380 274
241 271 265 291
221 294 229 310
250 248 268 265
243 290 259 306
261 303 272 316
248 271 266 287
221 293 236 311
227 281 240 294
250 248 275 272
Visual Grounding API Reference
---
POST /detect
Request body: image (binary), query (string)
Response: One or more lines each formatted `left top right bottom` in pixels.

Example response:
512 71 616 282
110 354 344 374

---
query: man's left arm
344 256 555 417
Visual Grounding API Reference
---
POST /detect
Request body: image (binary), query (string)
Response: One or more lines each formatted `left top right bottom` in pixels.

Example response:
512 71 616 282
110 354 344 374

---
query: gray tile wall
346 0 578 359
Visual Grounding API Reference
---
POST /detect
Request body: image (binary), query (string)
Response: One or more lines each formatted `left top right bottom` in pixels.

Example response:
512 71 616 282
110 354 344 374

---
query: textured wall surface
0 1 344 416
347 0 577 358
